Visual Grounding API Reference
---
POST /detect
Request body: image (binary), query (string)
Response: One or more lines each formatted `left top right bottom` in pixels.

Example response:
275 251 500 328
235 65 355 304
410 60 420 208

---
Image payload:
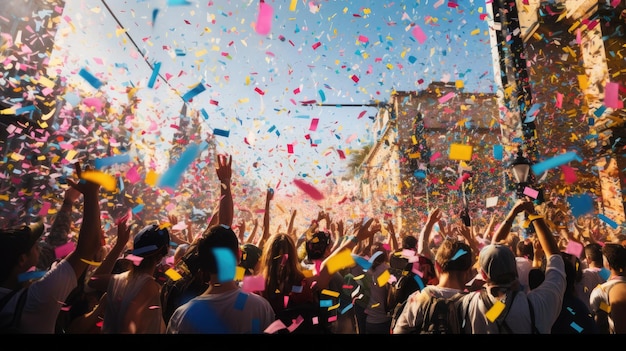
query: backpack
0 287 29 334
386 271 420 316
478 289 539 334
160 244 205 325
419 291 467 334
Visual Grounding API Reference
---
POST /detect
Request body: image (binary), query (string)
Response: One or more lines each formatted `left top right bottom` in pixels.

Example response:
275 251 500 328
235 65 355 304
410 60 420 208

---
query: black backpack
0 287 29 334
387 272 420 316
419 291 467 334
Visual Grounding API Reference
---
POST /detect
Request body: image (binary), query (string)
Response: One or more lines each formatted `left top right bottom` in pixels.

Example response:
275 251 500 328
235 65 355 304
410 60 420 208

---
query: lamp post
509 148 535 236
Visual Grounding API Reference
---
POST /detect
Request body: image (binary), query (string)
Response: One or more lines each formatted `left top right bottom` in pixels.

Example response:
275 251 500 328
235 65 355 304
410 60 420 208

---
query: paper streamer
532 152 582 175
293 178 324 200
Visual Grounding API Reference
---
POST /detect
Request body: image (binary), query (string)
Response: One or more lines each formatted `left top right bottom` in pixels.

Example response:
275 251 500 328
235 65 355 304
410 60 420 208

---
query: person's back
589 243 626 334
0 163 103 333
392 238 474 334
577 243 608 312
166 224 275 334
551 252 597 334
459 200 565 334
89 223 170 334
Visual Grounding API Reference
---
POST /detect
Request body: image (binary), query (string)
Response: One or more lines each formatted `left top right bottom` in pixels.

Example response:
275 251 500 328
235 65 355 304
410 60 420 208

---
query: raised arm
87 213 131 292
491 200 532 244
216 153 233 227
387 220 399 253
257 188 273 249
64 162 104 280
418 208 442 259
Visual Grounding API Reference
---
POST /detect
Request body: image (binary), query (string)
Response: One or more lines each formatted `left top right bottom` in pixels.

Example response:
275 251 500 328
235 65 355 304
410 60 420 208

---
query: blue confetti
493 144 503 160
157 143 205 189
181 83 206 102
78 68 102 89
597 213 618 229
213 247 236 283
213 128 230 137
94 154 131 170
148 61 161 88
531 152 582 175
567 193 594 217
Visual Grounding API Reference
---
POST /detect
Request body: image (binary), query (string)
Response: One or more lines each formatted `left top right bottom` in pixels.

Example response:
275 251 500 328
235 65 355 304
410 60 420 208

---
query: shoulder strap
480 289 518 333
526 297 539 334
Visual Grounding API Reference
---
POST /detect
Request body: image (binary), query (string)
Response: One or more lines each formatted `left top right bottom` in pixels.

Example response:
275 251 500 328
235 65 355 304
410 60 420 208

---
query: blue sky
50 0 495 196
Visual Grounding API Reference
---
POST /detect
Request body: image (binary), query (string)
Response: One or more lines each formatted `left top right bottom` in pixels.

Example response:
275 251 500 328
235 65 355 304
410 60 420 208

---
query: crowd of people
1 154 625 335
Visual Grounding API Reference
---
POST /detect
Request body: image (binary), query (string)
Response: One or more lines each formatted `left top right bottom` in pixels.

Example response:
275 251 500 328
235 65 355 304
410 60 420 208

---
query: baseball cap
0 220 45 268
479 244 518 286
132 224 171 257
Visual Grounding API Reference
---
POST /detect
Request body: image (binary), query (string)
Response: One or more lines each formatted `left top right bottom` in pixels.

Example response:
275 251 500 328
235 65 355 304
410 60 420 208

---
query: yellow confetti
10 152 25 161
326 248 355 274
80 170 117 191
234 266 245 281
377 270 390 287
165 268 183 281
321 289 340 298
455 80 465 89
485 299 506 322
65 149 77 161
80 259 102 266
470 28 480 36
145 170 158 186
289 0 297 11
449 143 473 161
599 301 611 313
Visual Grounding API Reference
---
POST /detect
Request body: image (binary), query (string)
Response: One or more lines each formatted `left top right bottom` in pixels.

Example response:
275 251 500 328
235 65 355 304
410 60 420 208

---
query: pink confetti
254 87 265 95
604 82 623 109
523 186 539 199
337 149 346 159
38 201 51 216
125 165 141 184
287 144 294 154
411 24 427 44
555 92 563 109
292 179 324 201
351 75 359 83
242 274 266 293
312 42 321 50
255 1 273 35
430 151 442 162
561 165 577 184
438 91 455 103
309 118 319 131
358 35 369 43
55 241 76 259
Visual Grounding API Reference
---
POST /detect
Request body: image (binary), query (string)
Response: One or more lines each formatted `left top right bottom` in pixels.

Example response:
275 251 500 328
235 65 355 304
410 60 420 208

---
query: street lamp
510 149 532 197
509 148 535 236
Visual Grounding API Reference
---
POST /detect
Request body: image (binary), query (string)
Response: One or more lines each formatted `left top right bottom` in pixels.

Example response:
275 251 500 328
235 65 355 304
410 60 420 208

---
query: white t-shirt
392 285 463 334
576 267 607 312
166 288 276 333
0 259 77 334
459 253 566 334
589 275 626 333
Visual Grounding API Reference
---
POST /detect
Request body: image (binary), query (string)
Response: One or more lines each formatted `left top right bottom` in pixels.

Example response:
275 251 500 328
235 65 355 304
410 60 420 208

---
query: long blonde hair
259 233 305 299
